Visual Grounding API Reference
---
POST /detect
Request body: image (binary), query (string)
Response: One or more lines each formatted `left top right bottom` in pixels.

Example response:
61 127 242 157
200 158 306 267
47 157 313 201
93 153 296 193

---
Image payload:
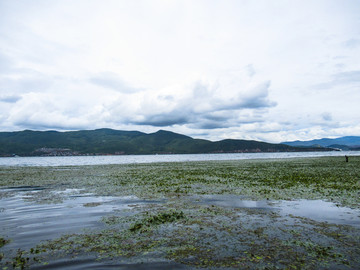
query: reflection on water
32 257 188 270
0 186 185 269
279 199 360 227
31 257 191 270
1 188 359 269
0 151 358 166
0 187 159 251
197 194 360 227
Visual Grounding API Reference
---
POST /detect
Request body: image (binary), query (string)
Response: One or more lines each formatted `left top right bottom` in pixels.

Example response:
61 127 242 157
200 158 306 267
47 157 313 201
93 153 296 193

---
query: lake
0 151 358 166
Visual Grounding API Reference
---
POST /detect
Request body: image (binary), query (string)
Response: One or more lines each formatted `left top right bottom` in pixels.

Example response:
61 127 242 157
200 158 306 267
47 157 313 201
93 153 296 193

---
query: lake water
1 186 359 269
0 151 358 167
196 194 360 228
1 153 359 269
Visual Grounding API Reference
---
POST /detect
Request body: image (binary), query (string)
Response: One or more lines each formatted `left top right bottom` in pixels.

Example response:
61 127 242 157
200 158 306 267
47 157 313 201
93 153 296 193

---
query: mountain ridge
0 128 336 156
282 136 360 150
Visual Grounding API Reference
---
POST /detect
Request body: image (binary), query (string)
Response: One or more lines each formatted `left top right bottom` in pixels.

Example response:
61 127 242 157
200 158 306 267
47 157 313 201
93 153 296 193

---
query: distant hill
0 129 335 157
282 136 360 150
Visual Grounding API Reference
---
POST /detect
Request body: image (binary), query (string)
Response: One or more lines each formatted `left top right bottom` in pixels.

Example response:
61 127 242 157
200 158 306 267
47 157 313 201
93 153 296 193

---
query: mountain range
0 129 337 157
282 136 360 150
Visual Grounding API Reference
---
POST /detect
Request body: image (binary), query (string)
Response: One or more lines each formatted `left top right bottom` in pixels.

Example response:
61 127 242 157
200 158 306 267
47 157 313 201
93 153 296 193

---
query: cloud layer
1 0 360 142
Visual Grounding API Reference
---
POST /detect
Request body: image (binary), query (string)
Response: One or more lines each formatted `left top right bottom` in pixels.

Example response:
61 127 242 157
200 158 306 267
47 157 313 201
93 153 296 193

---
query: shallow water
0 187 161 251
31 258 189 270
196 194 360 227
2 189 358 252
0 186 188 269
1 151 357 166
1 187 359 269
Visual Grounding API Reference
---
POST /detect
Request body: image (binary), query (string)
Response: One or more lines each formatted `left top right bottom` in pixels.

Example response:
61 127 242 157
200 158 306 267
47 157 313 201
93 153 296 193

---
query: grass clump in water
0 237 10 264
129 210 185 232
0 237 10 248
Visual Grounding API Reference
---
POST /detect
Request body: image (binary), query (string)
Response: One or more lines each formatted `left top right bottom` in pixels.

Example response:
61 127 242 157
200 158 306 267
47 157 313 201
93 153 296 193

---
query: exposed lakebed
0 157 360 269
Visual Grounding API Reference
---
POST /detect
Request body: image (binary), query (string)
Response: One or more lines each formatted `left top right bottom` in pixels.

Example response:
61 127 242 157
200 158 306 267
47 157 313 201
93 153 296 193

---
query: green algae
82 202 102 207
25 201 359 269
2 156 359 207
0 156 359 269
129 210 185 232
0 237 10 265
0 237 10 249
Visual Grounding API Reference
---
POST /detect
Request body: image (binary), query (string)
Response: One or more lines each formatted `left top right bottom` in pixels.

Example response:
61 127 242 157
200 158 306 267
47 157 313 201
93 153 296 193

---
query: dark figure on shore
345 155 349 162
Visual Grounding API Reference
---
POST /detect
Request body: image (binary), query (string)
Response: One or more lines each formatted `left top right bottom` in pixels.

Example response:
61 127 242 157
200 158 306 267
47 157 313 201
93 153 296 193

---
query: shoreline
0 151 358 167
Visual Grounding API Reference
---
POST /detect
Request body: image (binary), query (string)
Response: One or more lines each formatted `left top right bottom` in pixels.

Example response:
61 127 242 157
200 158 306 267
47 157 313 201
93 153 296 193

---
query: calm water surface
0 187 176 269
0 151 358 166
1 188 359 261
196 194 360 228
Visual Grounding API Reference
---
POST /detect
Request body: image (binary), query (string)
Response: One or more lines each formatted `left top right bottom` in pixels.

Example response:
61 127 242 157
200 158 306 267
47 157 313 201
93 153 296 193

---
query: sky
1 0 360 143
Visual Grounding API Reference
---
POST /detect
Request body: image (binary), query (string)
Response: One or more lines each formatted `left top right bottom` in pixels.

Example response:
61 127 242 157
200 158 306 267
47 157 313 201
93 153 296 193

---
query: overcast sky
1 0 360 142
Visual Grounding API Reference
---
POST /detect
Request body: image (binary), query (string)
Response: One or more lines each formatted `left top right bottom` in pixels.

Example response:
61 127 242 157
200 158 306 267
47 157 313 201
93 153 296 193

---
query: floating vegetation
1 157 359 206
0 237 10 264
0 237 10 248
83 202 102 207
23 202 359 269
0 156 359 269
129 210 185 232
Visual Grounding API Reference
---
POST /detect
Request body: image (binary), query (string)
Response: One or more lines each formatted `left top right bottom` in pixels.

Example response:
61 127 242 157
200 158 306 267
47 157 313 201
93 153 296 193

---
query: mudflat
1 156 359 269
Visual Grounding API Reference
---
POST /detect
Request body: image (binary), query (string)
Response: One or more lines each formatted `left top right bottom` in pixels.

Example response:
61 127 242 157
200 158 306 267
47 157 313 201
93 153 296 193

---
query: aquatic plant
0 156 359 268
11 249 29 270
129 210 185 232
0 237 10 248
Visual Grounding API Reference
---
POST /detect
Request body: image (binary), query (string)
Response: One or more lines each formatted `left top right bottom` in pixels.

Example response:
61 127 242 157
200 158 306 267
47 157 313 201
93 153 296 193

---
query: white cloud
1 0 360 142
89 72 143 93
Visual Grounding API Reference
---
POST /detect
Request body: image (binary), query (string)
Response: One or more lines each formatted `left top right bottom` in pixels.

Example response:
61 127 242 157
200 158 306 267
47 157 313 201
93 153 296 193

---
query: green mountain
0 129 334 156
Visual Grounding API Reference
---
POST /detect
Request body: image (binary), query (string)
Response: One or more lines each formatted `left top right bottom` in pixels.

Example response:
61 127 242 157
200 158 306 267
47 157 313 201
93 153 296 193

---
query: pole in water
345 155 349 162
